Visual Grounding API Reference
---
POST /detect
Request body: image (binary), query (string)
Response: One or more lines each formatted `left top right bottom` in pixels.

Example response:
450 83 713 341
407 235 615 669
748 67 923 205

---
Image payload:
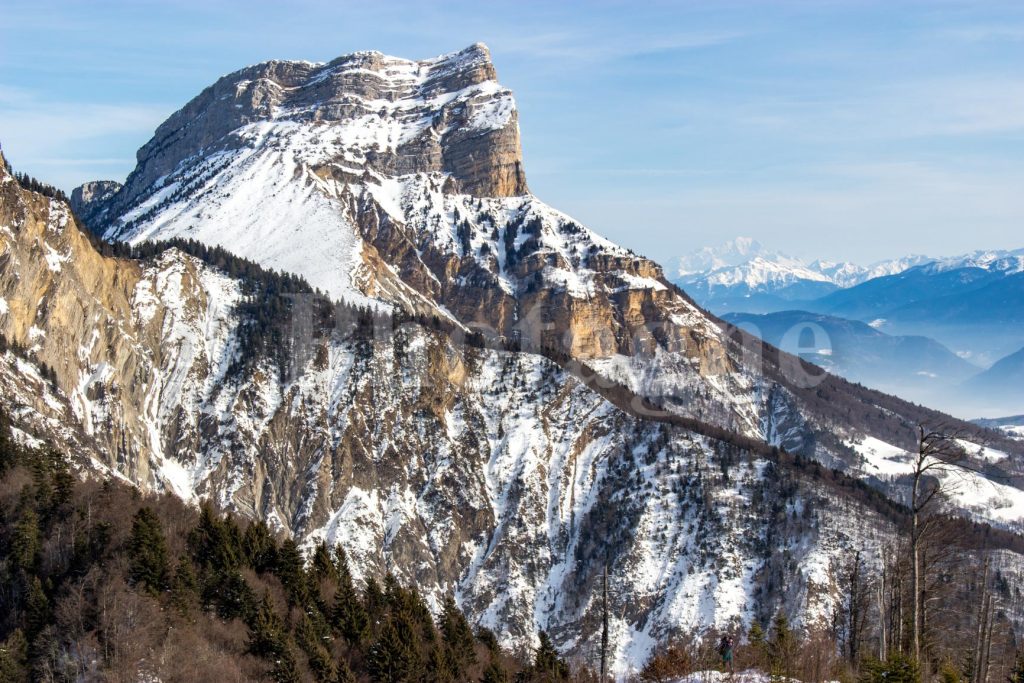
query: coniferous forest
0 408 572 682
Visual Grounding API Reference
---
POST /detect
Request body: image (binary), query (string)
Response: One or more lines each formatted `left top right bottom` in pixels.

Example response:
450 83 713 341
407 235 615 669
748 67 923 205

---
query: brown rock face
97 43 526 232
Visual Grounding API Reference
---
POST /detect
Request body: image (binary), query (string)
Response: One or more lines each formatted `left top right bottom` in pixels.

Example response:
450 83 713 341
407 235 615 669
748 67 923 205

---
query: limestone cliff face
95 42 525 225
69 179 121 227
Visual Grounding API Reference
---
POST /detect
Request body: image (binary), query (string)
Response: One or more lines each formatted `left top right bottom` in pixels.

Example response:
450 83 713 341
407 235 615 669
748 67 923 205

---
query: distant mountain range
678 239 1024 417
966 346 1024 407
675 238 931 313
722 310 979 411
973 414 1024 439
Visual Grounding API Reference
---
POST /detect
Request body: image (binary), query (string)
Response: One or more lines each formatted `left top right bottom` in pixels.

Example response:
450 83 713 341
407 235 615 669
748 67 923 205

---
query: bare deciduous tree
908 424 971 664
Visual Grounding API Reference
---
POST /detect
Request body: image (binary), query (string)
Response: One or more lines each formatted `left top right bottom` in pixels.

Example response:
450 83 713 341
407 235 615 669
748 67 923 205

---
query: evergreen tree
482 660 510 683
748 621 767 668
128 506 170 594
440 594 476 676
275 538 309 604
170 555 198 614
190 505 241 570
425 643 455 683
242 519 278 572
311 540 338 584
206 568 256 621
769 613 798 679
0 629 28 683
332 549 368 644
367 613 422 683
0 409 19 473
334 657 357 683
247 591 301 683
23 577 49 638
364 577 386 622
10 506 40 573
532 631 569 681
859 652 920 683
477 627 501 655
297 613 336 681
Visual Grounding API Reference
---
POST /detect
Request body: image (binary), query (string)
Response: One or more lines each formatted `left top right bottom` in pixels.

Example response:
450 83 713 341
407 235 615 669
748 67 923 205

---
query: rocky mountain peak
102 42 525 213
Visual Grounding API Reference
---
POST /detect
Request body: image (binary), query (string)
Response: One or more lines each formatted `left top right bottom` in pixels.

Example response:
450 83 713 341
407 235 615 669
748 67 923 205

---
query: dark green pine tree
533 631 569 681
0 629 28 683
363 576 386 623
858 652 920 683
477 627 501 655
247 592 300 683
0 409 20 473
296 612 336 681
332 548 368 644
189 505 241 570
170 555 199 614
10 505 40 573
367 613 422 683
128 506 171 594
439 594 477 677
23 576 50 638
310 540 338 584
248 593 289 659
333 657 357 683
481 660 510 683
769 612 797 679
424 643 455 683
242 519 277 572
275 538 309 603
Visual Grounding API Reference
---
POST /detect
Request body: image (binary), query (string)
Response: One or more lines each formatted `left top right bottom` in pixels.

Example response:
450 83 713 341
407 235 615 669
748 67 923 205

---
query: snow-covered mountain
4 44 1024 675
675 236 771 276
678 240 1023 412
674 238 930 314
803 253 1024 370
965 347 1024 415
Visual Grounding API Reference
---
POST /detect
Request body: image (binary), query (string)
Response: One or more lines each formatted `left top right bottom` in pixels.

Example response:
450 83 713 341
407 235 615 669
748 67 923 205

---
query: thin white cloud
657 75 1024 141
0 86 169 187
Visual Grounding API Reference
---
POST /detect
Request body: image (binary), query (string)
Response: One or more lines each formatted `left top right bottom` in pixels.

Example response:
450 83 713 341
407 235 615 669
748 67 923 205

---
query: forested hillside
0 409 571 682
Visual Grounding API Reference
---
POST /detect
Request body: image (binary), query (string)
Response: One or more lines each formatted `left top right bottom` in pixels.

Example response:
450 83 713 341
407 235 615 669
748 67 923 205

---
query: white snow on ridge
849 436 1024 526
115 123 375 304
851 436 911 477
701 255 831 290
675 237 935 293
925 247 1024 275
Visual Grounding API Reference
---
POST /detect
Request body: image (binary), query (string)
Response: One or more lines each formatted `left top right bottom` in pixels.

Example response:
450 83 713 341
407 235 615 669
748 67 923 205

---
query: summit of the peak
100 44 526 217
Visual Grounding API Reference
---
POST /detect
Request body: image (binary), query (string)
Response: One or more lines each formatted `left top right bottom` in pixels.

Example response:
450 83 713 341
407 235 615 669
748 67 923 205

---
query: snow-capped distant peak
923 248 1024 275
675 236 775 276
700 255 831 290
676 238 937 292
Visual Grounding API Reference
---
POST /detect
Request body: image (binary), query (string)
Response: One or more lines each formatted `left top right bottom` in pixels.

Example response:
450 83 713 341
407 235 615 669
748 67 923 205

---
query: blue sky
1 0 1022 266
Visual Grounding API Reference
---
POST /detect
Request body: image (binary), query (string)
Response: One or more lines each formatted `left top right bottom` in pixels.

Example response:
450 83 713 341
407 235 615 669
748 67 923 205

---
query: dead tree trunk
973 558 990 683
